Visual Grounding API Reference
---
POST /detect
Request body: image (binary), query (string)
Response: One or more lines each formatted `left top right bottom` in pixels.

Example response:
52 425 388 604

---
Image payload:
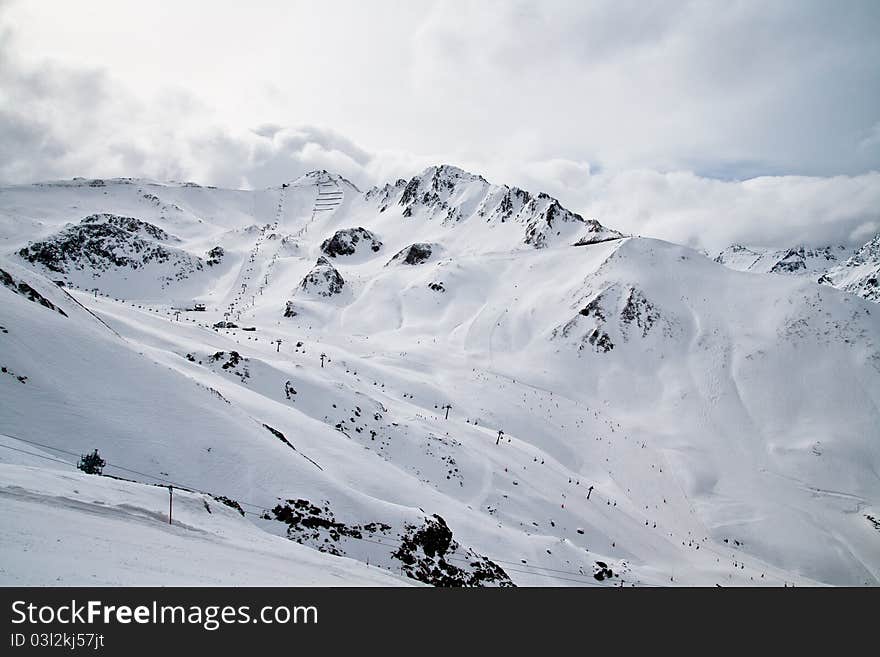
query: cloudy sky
1 0 879 250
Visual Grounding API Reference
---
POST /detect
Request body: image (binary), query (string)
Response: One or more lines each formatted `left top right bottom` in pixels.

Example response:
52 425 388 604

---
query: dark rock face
208 350 249 382
300 257 344 296
389 243 433 266
397 165 489 214
619 288 660 338
283 301 298 317
588 329 615 352
523 196 570 249
1 364 28 384
267 499 393 557
393 514 514 587
262 423 294 450
572 219 626 246
80 213 173 241
0 268 67 317
579 297 607 322
259 426 323 470
206 246 224 266
574 294 615 352
320 227 382 258
17 213 200 285
593 561 615 581
494 187 532 222
770 249 807 274
267 502 513 586
555 284 672 354
399 177 422 207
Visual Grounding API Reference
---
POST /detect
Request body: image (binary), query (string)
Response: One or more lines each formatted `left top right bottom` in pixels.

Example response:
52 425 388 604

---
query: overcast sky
1 0 879 250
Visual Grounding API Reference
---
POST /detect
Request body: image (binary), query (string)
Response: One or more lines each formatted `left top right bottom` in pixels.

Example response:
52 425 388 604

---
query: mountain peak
418 164 488 184
286 170 361 192
354 164 625 249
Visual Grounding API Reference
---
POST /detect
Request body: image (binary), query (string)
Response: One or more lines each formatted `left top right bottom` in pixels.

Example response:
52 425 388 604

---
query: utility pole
496 430 504 446
276 339 282 352
443 404 452 420
587 485 594 500
320 353 326 368
168 485 173 524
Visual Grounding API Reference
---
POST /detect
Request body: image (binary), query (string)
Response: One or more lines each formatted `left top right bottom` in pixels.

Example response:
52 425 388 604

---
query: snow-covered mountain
363 165 624 249
714 237 880 305
714 243 850 276
820 234 880 303
1 167 878 587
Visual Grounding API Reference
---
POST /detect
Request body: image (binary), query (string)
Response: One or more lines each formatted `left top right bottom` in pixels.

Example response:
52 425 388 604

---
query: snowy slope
0 463 409 586
1 167 878 587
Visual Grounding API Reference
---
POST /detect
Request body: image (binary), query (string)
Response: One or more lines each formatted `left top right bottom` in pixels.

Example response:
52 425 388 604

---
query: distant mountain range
714 236 879 303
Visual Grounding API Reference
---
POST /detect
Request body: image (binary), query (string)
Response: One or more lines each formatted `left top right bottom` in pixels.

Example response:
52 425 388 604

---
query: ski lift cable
0 437 665 585
0 430 768 585
0 443 79 469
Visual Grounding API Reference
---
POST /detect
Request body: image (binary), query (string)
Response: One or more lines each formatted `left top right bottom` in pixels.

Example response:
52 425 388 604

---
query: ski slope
1 167 878 586
0 463 408 586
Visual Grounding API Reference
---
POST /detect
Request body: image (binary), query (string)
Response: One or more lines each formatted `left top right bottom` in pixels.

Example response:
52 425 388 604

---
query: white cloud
1 0 879 252
459 160 880 252
572 169 880 252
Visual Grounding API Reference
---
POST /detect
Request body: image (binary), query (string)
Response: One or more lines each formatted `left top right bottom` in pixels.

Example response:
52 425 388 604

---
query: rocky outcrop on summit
320 227 382 258
365 164 622 249
298 256 344 297
572 219 626 246
17 213 200 285
81 213 178 242
521 193 622 249
387 243 435 266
